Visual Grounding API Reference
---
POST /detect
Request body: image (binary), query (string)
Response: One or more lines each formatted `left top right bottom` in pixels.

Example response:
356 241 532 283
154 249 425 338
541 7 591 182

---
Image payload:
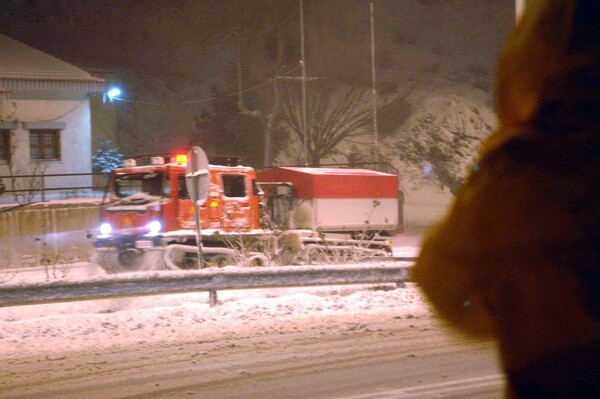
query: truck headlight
99 223 112 236
147 220 162 235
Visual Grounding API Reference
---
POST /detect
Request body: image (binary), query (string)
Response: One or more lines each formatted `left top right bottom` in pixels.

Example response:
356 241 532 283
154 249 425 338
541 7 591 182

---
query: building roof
0 33 103 82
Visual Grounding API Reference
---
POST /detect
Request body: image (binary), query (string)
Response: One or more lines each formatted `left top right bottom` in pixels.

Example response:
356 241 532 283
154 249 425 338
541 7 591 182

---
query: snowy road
1 299 503 399
0 232 505 398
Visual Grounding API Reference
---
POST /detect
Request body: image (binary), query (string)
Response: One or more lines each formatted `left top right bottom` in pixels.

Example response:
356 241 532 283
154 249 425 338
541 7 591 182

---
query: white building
0 33 106 200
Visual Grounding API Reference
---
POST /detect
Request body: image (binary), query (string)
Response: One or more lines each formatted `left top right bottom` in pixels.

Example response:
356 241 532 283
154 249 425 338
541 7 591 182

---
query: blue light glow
107 88 121 99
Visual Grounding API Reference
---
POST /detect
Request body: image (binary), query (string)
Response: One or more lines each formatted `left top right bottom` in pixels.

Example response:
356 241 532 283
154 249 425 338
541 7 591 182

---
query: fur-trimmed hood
494 0 600 133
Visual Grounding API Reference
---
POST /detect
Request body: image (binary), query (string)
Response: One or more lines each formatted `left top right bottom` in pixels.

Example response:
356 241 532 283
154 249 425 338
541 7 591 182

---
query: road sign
185 146 209 205
185 146 210 267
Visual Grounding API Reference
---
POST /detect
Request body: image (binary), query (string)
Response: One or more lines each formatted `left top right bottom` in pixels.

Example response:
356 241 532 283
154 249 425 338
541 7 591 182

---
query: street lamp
103 87 121 103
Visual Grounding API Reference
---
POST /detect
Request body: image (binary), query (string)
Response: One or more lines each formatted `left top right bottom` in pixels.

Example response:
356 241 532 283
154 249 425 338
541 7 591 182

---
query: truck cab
95 154 261 268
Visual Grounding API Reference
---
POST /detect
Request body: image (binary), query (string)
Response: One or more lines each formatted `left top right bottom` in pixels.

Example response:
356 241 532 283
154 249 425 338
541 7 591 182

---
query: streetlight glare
103 87 122 103
107 88 121 99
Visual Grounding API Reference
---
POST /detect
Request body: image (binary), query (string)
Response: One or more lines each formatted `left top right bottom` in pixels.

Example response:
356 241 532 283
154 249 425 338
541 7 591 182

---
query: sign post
185 146 210 268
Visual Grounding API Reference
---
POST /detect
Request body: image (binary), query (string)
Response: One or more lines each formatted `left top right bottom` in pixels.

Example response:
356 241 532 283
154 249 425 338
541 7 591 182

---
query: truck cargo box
257 167 399 234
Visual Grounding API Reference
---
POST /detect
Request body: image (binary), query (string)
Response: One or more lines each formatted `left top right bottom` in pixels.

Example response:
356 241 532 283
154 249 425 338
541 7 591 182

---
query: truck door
175 172 196 229
221 174 252 231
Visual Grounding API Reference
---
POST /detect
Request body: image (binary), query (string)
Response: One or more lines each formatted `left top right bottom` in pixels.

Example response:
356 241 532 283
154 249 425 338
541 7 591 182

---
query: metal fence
0 172 109 202
0 163 398 202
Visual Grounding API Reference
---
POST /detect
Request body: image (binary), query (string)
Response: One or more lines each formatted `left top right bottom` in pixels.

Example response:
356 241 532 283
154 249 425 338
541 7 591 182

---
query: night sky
0 0 514 159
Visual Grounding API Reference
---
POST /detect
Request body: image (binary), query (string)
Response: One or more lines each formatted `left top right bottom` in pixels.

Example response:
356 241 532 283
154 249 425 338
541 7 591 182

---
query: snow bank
0 233 427 359
0 283 430 358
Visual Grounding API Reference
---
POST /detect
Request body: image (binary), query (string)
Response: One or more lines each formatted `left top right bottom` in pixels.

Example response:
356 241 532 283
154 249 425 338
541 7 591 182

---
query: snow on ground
0 235 429 359
0 282 431 358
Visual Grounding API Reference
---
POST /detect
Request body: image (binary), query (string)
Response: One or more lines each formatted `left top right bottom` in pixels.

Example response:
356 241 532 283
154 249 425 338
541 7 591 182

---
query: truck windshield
113 171 166 198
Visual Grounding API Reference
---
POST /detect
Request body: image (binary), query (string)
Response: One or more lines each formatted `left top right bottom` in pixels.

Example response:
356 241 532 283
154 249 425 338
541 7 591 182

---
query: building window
30 130 61 161
0 130 9 161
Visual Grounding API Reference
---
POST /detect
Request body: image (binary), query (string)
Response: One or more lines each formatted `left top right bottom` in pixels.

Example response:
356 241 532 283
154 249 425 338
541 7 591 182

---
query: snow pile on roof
0 33 103 82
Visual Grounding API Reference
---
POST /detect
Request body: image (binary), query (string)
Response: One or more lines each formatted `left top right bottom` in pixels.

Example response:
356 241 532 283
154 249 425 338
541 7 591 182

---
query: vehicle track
0 312 501 399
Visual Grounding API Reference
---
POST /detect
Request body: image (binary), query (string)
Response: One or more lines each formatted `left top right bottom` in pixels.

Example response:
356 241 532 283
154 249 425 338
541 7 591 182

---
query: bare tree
0 99 48 203
228 1 297 167
395 97 493 194
0 99 19 202
231 25 285 167
280 82 377 166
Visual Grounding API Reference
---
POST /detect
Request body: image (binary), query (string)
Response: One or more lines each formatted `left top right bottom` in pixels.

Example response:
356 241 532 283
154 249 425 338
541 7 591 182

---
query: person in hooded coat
413 0 599 397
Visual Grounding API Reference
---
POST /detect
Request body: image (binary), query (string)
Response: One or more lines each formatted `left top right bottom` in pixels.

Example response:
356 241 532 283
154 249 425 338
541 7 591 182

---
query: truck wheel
351 231 375 240
211 255 230 267
95 248 119 274
98 248 158 273
118 249 142 269
97 249 146 273
179 255 198 270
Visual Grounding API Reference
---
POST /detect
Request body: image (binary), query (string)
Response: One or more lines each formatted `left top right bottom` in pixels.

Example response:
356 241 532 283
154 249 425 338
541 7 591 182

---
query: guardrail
0 261 413 308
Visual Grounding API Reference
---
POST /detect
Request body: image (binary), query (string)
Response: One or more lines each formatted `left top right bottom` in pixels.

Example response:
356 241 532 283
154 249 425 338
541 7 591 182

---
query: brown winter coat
413 0 600 397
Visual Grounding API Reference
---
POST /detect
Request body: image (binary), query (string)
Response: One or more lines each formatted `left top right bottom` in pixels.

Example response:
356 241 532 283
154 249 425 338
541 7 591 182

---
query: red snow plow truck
94 147 399 272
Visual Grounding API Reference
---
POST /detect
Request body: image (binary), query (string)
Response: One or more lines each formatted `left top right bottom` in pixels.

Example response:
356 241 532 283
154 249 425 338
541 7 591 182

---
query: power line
111 66 302 106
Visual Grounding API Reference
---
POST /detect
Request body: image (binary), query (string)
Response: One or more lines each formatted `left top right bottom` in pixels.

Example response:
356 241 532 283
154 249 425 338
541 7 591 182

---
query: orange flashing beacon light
173 154 188 165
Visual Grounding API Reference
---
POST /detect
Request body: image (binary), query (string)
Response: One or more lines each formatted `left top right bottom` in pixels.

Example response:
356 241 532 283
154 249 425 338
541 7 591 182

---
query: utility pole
300 0 309 165
370 2 379 161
